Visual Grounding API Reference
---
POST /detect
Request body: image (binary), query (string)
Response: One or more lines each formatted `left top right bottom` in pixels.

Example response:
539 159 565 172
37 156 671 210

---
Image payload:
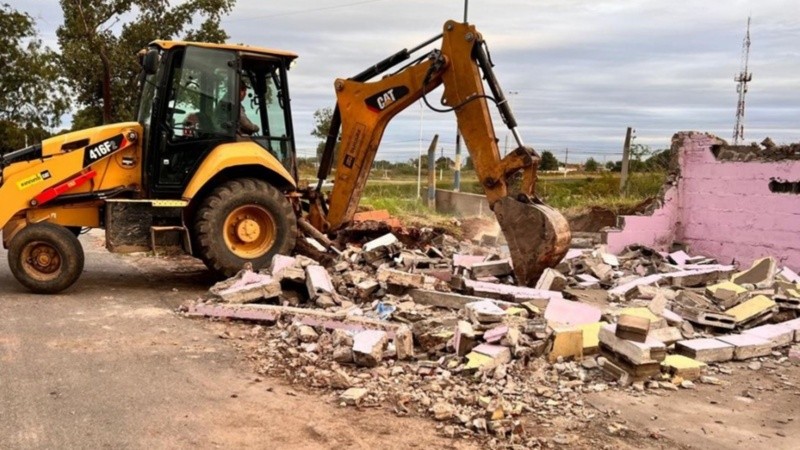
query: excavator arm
309 20 571 286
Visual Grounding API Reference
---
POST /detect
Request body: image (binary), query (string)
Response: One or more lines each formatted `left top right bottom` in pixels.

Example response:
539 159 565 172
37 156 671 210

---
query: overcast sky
20 0 800 162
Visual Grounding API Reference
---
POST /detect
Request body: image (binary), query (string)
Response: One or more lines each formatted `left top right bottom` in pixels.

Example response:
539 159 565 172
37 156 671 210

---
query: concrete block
725 295 777 324
535 268 567 292
744 324 794 348
340 388 368 406
548 327 584 363
781 318 800 342
778 266 800 283
453 254 487 269
598 324 666 365
211 271 281 303
467 344 511 370
668 250 691 265
394 325 414 360
377 266 425 288
306 265 335 299
363 233 399 252
674 338 734 363
715 334 774 360
617 307 667 329
577 321 606 354
409 289 487 309
576 273 600 288
661 355 706 381
471 259 513 278
616 314 650 343
483 325 509 344
463 279 563 304
465 300 506 324
270 254 297 276
352 330 388 367
608 274 663 301
356 279 379 299
454 321 477 356
544 297 602 327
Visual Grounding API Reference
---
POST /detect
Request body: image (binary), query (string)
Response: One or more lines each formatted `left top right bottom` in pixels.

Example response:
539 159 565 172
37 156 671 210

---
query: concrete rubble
182 222 800 447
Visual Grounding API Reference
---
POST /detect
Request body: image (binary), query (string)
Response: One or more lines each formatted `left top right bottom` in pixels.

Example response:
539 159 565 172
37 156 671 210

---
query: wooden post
620 127 632 194
427 134 439 209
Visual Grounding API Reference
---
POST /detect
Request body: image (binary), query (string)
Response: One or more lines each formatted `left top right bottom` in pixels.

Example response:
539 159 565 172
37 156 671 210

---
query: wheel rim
21 241 63 282
222 205 277 259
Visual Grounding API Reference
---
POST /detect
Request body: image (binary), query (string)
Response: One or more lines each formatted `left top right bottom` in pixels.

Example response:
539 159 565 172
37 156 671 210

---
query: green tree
311 107 339 162
0 4 70 153
584 157 599 172
539 150 559 171
57 0 235 126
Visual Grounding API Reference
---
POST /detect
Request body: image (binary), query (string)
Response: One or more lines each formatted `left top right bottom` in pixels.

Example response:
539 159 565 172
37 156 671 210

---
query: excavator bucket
493 196 572 287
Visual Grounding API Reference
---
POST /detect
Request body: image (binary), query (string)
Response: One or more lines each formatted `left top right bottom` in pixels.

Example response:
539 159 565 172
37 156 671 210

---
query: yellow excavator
0 20 570 294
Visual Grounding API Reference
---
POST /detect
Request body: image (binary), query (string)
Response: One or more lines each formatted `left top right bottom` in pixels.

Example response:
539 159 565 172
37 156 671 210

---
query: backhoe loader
0 20 570 294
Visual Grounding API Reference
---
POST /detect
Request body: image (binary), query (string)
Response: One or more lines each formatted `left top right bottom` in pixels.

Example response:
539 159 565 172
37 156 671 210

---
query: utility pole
416 102 424 199
733 16 752 145
453 132 462 192
427 134 439 209
620 127 633 194
439 146 444 181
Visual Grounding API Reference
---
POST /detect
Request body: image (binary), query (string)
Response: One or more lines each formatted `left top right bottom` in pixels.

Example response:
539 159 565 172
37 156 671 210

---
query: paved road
0 232 456 449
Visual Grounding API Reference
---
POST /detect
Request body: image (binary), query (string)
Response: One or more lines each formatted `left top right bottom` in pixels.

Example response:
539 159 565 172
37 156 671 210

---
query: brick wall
606 132 800 271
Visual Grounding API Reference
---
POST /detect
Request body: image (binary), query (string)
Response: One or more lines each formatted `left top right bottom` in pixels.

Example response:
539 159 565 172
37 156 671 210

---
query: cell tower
732 17 752 145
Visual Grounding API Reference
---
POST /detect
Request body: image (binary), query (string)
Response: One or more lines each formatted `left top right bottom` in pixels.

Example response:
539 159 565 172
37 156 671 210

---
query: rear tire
8 222 85 294
194 178 296 278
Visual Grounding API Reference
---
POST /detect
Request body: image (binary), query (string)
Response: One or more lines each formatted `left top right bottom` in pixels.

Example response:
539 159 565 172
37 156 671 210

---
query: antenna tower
733 17 752 145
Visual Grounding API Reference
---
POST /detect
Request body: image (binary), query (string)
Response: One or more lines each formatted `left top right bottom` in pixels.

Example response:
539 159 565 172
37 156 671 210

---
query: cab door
151 46 238 198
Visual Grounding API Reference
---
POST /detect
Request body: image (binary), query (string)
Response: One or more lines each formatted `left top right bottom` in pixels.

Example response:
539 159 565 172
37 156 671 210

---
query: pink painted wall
606 132 800 271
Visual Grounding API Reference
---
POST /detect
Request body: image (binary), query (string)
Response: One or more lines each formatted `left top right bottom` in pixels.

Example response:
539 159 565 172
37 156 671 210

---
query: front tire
8 222 85 294
194 178 297 278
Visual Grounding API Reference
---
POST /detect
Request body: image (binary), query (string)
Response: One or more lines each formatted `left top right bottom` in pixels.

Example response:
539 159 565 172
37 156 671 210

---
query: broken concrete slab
454 321 477 356
607 275 663 302
668 250 691 266
664 266 734 287
743 323 794 347
394 325 415 360
409 289 489 310
616 307 667 330
209 270 281 303
731 256 777 287
363 233 399 252
778 266 800 283
465 300 506 324
661 355 706 380
577 321 605 354
377 266 425 288
356 279 380 299
306 265 335 299
544 297 602 327
535 268 568 292
715 334 774 360
674 338 734 363
598 324 666 365
576 273 600 289
462 279 563 306
471 259 513 278
725 295 777 325
340 387 368 406
467 344 511 371
483 325 509 344
270 254 298 276
705 281 747 309
352 330 388 367
453 254 488 269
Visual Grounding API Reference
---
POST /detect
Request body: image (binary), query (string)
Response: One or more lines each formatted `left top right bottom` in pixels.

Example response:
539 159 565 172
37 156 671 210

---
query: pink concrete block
483 325 509 344
716 334 774 360
473 344 510 358
544 297 602 326
675 338 734 363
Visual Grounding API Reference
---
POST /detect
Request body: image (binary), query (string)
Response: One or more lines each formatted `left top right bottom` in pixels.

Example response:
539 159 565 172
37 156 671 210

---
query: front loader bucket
493 196 571 287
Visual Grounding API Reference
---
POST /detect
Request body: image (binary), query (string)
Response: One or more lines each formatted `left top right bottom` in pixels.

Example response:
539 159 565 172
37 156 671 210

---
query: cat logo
365 86 410 113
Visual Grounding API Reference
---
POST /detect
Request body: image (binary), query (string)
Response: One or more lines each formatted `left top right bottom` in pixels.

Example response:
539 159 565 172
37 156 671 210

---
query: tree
57 0 235 125
0 4 70 152
311 107 339 162
584 157 599 172
605 161 618 171
539 150 559 171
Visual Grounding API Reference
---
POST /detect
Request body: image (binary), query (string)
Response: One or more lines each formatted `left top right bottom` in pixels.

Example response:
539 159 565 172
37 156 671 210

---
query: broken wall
606 132 800 270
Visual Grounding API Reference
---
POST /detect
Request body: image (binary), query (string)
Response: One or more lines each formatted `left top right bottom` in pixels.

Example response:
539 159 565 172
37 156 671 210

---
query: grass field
350 171 665 218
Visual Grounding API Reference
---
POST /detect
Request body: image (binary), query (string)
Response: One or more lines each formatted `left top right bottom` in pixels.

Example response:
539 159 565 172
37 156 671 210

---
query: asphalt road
0 232 454 449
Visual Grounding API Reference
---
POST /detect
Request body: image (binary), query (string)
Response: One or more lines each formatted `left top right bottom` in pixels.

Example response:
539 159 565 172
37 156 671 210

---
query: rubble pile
182 223 800 445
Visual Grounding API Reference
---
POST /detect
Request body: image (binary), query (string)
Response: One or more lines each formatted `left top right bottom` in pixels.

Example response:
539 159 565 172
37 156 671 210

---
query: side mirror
142 49 159 75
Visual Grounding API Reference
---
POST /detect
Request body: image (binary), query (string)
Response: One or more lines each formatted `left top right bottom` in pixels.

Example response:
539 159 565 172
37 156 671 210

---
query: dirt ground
1 231 798 449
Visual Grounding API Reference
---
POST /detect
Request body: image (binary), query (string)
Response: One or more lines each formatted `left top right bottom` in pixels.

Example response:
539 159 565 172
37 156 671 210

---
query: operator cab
137 42 298 198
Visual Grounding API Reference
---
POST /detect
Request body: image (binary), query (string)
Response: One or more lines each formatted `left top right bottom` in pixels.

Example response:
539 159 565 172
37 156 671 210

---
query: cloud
19 0 800 161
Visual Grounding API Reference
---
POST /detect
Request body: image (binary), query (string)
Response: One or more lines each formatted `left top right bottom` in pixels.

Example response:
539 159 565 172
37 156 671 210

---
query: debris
454 321 477 356
394 325 415 360
409 289 487 309
616 314 651 343
363 233 399 252
544 297 602 327
465 300 506 324
352 330 388 367
340 388 368 406
706 281 747 309
674 338 734 363
471 259 513 278
598 324 666 365
306 265 335 299
731 257 777 287
535 268 568 291
549 326 584 362
715 334 774 360
725 295 778 326
209 270 281 303
661 355 706 380
377 266 425 289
